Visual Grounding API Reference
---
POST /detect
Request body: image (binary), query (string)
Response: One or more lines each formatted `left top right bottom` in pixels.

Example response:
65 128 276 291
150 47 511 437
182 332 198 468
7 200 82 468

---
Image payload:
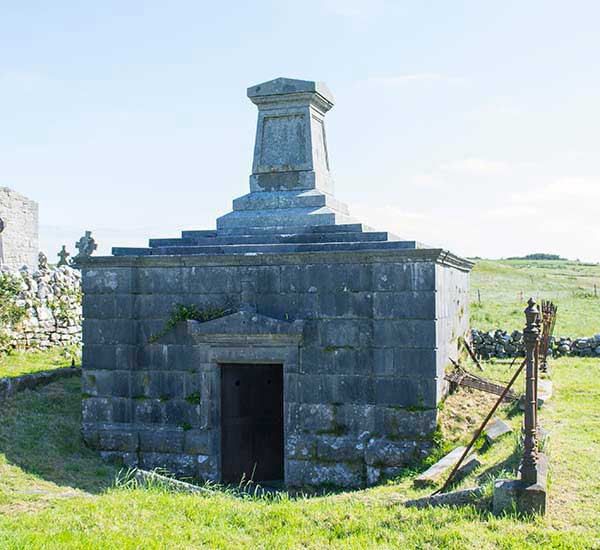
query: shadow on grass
0 377 119 494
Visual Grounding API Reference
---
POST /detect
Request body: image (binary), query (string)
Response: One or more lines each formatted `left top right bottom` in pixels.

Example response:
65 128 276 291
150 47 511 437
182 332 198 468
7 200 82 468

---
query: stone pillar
247 78 335 195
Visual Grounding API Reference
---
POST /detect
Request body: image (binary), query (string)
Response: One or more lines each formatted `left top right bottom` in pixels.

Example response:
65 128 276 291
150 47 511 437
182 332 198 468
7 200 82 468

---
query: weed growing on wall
148 302 234 343
0 272 27 353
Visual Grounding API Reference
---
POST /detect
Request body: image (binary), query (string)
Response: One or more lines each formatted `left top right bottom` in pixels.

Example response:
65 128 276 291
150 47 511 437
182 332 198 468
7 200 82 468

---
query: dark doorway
221 364 284 483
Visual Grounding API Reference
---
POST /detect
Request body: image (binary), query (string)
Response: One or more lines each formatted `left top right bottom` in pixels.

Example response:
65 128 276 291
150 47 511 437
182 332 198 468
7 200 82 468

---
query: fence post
521 297 540 486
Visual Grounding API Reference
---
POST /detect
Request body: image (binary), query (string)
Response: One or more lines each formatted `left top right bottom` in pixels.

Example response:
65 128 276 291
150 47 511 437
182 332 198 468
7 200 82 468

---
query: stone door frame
187 312 303 483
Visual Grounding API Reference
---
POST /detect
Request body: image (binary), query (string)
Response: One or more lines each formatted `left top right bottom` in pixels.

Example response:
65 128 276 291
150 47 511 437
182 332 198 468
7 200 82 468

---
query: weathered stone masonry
80 78 472 489
0 187 38 271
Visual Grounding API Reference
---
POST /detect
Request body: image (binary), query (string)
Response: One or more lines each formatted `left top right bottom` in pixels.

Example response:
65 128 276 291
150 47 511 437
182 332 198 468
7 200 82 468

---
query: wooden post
521 298 540 485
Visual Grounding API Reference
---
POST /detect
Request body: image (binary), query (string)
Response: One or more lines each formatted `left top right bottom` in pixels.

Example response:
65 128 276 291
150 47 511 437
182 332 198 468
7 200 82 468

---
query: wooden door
221 364 283 483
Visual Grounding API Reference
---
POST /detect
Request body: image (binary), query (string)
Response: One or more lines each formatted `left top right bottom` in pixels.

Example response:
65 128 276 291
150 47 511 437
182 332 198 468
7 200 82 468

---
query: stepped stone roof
113 78 424 258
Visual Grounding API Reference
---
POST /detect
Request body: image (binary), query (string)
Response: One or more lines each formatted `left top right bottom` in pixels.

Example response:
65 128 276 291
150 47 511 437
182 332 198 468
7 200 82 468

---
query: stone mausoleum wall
0 187 38 271
0 266 82 351
80 77 472 489
81 250 470 488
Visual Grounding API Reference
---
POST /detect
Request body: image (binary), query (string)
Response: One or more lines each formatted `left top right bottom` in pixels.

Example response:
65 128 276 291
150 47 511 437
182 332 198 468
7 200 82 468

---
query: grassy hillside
470 259 600 337
0 259 599 548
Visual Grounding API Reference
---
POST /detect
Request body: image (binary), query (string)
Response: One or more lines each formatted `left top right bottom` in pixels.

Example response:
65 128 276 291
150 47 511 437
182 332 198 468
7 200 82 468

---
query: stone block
139 429 184 453
82 268 133 294
137 267 185 294
373 262 434 292
116 345 136 370
365 438 418 467
184 430 215 455
414 446 468 488
375 407 437 438
329 347 372 375
316 435 364 462
299 347 333 375
485 418 512 444
196 454 218 477
139 452 197 478
286 433 316 459
82 344 117 370
131 371 184 400
319 319 368 347
374 377 427 407
82 294 116 319
303 462 364 488
133 399 165 425
92 429 138 452
492 479 522 515
366 466 381 486
285 459 307 487
83 370 129 398
280 264 371 293
297 404 335 432
322 374 373 404
99 451 138 468
83 319 134 345
405 487 485 509
167 345 209 371
186 266 241 294
82 397 129 423
317 292 373 318
335 404 375 433
373 319 435 348
453 455 482 483
164 400 200 427
373 291 435 320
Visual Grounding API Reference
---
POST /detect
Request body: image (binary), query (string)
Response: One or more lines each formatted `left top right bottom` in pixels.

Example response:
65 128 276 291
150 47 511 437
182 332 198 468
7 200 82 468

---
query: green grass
0 346 79 378
0 259 599 548
471 259 600 337
0 358 598 548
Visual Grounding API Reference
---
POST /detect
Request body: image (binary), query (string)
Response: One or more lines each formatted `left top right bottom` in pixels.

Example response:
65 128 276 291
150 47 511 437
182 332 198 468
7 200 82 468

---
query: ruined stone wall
0 187 38 271
1 266 82 351
80 251 470 489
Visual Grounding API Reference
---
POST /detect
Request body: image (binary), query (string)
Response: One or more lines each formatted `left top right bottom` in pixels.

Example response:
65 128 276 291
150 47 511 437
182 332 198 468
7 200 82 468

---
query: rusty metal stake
432 357 527 496
461 337 484 372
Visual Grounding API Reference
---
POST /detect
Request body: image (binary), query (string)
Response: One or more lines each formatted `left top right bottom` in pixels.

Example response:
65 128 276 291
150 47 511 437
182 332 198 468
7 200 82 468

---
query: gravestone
0 187 38 271
79 77 473 489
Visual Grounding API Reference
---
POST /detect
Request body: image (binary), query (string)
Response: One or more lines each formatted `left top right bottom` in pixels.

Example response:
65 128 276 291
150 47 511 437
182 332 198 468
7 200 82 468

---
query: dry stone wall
471 328 600 359
0 266 82 351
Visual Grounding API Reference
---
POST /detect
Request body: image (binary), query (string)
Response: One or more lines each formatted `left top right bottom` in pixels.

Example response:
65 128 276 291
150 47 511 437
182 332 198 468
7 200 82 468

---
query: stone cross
74 231 97 259
57 245 70 267
247 77 335 195
38 251 49 271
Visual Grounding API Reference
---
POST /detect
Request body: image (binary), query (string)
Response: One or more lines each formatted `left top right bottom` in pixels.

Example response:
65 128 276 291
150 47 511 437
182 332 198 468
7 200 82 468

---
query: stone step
413 446 468 488
484 417 512 444
212 222 374 237
216 207 355 231
231 190 350 215
148 231 396 248
112 239 419 257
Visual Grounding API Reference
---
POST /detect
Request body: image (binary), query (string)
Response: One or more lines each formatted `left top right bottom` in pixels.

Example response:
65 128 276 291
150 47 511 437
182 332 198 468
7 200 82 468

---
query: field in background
0 259 598 548
470 259 600 337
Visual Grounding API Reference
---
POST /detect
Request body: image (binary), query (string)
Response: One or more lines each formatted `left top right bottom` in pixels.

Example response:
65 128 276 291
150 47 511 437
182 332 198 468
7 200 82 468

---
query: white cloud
511 176 600 203
410 173 445 189
366 73 466 86
442 157 511 176
319 0 386 18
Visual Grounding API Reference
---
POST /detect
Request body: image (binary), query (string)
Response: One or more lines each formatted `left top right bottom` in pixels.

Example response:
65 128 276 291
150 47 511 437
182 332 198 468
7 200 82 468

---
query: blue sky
1 1 599 261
